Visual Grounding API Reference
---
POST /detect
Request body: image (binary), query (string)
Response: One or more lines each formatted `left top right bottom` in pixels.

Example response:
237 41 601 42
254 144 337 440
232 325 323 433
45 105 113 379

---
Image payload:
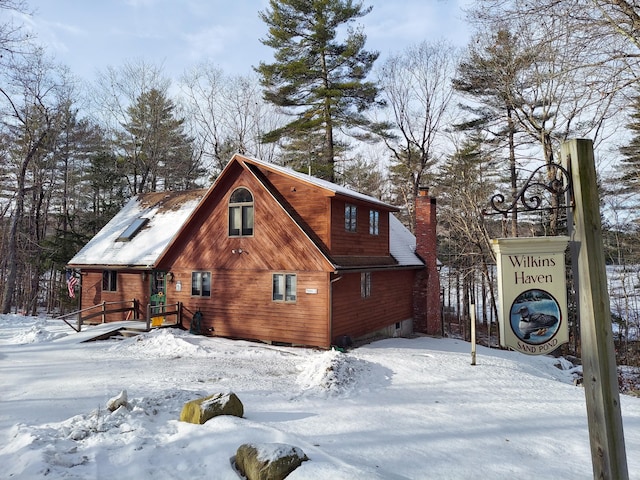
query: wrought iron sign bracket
483 162 573 217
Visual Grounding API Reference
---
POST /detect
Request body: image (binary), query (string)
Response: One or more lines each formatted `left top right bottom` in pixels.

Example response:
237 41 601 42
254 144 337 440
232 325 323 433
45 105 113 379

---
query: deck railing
145 302 182 330
54 299 182 332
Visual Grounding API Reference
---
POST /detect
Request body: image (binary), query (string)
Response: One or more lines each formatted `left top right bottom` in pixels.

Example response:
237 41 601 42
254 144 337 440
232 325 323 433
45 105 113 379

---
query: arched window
228 187 254 236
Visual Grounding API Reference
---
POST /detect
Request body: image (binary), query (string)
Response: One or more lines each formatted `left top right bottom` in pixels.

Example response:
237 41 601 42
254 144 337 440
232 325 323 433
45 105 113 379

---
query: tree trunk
508 107 518 237
2 172 25 313
1 137 46 314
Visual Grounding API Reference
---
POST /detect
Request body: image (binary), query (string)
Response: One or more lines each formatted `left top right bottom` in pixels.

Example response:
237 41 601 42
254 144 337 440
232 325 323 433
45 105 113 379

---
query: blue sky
18 0 471 81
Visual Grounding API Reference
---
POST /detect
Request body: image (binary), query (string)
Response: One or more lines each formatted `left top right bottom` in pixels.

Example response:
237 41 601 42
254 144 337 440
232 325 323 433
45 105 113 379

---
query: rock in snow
106 390 128 412
180 392 244 424
234 442 308 480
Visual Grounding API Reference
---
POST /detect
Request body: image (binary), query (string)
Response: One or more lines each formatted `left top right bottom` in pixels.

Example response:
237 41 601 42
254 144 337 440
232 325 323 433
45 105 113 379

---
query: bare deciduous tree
179 62 284 179
376 40 458 231
0 49 71 313
461 7 625 235
0 0 29 61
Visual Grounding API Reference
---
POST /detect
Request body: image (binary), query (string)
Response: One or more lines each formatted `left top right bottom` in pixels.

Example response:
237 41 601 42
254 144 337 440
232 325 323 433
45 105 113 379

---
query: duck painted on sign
517 306 558 340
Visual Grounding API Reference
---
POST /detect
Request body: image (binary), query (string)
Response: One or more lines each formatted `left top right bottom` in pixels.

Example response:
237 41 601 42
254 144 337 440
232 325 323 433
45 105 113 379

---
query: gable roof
67 155 423 270
235 154 398 211
67 190 206 268
234 154 419 269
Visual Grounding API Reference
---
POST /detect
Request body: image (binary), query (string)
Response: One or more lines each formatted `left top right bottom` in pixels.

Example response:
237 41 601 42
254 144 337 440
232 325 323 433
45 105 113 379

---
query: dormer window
229 187 254 237
116 217 149 242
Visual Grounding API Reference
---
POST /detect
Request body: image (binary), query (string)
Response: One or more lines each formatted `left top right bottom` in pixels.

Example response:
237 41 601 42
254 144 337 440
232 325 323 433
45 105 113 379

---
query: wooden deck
52 321 150 344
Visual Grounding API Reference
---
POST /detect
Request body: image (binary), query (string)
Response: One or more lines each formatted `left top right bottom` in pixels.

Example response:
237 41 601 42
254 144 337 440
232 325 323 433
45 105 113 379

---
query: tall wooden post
470 302 477 366
562 139 628 480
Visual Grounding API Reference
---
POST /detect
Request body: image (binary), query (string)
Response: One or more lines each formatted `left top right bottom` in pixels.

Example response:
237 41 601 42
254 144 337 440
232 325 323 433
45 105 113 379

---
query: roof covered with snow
67 190 207 268
67 155 421 269
389 214 423 267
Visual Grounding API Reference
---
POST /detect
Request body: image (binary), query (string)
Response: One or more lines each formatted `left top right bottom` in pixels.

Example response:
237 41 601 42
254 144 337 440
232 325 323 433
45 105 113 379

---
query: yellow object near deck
151 316 164 327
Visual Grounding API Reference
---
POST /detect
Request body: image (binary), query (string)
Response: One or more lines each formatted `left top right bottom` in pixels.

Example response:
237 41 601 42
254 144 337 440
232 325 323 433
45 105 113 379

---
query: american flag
66 269 78 298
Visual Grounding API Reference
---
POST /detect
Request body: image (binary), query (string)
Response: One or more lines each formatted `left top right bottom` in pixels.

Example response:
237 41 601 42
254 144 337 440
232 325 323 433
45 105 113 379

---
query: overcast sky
17 0 472 82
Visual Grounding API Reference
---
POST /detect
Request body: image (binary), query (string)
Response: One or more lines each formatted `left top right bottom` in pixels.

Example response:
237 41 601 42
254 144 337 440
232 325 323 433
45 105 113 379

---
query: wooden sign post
562 139 628 480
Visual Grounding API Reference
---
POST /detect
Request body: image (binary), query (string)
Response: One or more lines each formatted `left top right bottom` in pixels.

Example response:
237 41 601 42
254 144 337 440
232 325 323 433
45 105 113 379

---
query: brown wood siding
167 270 331 347
260 170 333 249
159 165 332 273
331 270 415 342
330 197 390 256
159 165 334 347
79 270 150 323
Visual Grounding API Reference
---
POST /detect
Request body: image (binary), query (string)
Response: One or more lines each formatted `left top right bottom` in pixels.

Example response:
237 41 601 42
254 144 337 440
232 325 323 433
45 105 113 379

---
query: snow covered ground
1 314 639 479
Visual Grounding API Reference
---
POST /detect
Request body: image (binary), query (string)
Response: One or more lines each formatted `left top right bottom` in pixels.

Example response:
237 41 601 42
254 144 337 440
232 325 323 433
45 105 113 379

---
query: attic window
116 217 149 242
229 187 254 237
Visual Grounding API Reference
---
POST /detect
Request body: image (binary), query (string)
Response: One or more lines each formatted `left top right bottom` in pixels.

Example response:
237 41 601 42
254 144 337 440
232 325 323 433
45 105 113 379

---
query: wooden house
67 154 441 348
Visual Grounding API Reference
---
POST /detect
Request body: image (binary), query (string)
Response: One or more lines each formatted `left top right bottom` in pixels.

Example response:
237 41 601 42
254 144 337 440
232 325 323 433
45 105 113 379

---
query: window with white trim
191 271 211 297
273 273 297 302
229 187 254 237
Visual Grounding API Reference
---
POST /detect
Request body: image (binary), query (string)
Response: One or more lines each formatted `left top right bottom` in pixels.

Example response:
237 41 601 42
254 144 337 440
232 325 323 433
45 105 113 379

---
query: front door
150 271 166 325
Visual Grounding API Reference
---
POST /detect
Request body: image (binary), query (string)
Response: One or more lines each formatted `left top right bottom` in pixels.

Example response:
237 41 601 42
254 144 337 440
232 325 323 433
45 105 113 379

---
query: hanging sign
491 236 570 355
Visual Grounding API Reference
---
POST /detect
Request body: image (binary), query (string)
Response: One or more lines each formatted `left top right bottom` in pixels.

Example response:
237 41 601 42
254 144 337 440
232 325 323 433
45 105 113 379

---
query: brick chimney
413 186 442 335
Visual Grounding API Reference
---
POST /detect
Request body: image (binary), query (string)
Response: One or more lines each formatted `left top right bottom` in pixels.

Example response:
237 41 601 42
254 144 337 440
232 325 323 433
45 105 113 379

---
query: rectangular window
102 270 117 292
191 271 211 297
369 210 379 235
229 206 242 236
345 204 357 232
361 272 371 298
242 205 254 235
273 273 297 302
229 205 254 236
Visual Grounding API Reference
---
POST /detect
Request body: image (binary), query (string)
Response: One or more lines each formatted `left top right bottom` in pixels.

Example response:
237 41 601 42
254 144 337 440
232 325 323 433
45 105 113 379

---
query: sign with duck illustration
491 236 570 355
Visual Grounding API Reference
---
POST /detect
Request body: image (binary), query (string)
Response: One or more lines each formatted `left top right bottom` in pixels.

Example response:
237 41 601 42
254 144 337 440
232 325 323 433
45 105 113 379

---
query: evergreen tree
256 0 382 181
436 132 502 322
341 153 387 199
453 29 534 237
120 88 198 194
619 92 640 193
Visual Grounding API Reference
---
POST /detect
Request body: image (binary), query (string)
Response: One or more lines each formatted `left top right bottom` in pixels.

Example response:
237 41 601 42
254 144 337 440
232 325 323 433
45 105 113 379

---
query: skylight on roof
116 217 149 242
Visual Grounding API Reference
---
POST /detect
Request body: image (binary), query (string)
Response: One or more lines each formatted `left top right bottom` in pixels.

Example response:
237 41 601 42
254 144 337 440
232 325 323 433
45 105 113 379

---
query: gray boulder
179 392 244 424
235 443 308 480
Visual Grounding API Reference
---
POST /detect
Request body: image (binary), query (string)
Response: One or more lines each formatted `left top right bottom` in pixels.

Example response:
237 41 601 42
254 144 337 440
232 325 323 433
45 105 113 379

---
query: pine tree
437 132 502 326
120 88 197 193
453 29 535 236
256 0 382 181
619 92 640 193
